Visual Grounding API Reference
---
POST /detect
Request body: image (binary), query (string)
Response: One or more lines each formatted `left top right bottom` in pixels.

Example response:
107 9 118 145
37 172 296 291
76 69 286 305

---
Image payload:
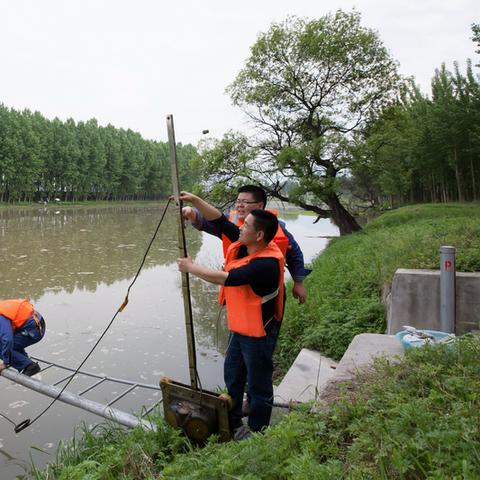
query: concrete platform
328 333 404 382
274 348 337 403
274 334 405 407
318 333 404 402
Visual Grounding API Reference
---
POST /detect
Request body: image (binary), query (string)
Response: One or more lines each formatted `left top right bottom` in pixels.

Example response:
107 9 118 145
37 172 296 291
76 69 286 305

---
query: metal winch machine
160 115 232 443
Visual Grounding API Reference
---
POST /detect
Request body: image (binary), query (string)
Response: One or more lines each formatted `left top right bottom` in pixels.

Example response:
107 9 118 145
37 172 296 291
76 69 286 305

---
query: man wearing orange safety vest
0 299 45 376
183 185 310 304
178 191 284 439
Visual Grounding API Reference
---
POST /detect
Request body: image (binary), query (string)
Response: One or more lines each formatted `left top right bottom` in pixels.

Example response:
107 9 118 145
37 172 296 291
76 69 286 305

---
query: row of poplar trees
354 58 480 206
0 104 198 203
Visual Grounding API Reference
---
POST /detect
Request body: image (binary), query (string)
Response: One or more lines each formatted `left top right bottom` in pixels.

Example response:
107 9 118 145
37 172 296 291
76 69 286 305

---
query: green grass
36 336 480 479
277 203 480 366
34 411 192 479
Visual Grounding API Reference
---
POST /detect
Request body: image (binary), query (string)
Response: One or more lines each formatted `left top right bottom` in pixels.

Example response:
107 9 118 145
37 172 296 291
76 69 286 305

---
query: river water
0 203 338 478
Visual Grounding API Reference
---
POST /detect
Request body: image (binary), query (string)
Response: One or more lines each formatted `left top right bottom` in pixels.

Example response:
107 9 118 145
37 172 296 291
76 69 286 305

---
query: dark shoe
233 424 252 441
22 362 40 377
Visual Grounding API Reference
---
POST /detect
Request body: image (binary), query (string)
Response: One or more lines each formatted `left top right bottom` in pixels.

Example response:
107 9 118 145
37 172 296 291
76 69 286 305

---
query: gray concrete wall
387 269 480 335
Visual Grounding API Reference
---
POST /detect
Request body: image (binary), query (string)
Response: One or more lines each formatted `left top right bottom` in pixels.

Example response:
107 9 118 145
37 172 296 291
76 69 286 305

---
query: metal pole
166 114 198 390
440 245 456 333
1 369 154 430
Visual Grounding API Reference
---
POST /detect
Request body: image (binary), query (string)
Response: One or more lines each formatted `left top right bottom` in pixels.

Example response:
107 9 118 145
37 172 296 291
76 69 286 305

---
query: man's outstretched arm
280 221 309 304
179 192 222 221
182 207 223 238
177 257 228 285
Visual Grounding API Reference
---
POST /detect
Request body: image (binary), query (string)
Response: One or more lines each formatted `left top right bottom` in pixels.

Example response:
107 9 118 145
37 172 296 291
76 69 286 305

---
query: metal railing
1 356 163 430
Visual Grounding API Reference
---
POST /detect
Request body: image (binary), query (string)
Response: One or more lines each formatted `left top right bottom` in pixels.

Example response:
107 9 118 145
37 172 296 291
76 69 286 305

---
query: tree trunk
471 157 477 201
325 193 362 235
454 148 463 201
431 173 436 202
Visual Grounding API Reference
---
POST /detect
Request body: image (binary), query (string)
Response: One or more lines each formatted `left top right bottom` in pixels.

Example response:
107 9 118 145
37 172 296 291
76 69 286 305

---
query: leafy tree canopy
195 10 400 234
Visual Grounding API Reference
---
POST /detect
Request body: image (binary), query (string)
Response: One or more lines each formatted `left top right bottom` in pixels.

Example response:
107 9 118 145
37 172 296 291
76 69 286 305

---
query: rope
0 412 17 427
1 198 172 433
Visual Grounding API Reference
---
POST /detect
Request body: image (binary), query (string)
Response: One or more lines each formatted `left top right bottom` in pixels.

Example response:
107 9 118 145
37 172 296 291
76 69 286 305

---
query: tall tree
195 11 399 234
472 23 480 66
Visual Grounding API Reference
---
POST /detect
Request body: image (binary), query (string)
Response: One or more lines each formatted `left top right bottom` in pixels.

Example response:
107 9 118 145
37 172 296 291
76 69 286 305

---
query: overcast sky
0 0 477 145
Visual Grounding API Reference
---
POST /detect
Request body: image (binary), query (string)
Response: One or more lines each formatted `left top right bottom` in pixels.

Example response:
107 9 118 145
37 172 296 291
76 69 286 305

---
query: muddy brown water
0 203 338 478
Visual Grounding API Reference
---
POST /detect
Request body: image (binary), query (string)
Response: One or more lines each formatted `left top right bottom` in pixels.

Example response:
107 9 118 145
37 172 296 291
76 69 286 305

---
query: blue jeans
224 320 280 432
12 316 45 371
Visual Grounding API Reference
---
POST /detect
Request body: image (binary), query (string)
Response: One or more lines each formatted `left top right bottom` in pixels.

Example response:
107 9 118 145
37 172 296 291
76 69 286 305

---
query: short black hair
237 185 267 208
250 209 278 244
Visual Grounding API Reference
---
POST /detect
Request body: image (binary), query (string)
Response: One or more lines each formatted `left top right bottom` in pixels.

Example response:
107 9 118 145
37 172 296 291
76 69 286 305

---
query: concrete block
274 349 337 403
387 269 480 334
317 333 404 404
328 333 403 384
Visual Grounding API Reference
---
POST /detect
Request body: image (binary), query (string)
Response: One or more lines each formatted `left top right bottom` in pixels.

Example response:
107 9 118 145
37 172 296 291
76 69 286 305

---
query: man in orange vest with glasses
0 299 45 376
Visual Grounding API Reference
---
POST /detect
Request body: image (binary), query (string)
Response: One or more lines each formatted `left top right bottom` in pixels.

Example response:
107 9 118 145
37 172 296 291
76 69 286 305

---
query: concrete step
274 349 337 403
275 334 405 406
318 333 405 402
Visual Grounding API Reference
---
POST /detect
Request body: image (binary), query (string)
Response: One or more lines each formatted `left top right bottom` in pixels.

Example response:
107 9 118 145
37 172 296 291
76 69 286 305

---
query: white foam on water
9 400 29 409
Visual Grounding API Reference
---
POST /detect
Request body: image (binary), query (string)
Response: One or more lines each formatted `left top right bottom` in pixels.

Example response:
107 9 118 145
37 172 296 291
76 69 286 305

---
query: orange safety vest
218 241 285 337
221 209 289 258
0 298 35 332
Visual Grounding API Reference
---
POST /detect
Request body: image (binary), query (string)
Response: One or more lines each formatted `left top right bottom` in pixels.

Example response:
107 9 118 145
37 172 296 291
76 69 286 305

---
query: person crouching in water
0 298 45 376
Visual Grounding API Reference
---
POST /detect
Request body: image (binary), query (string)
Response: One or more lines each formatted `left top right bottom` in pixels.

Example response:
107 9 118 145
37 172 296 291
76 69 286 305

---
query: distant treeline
353 60 480 206
0 104 198 202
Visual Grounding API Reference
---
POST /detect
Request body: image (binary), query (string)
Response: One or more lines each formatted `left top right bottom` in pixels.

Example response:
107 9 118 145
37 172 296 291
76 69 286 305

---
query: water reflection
0 204 201 300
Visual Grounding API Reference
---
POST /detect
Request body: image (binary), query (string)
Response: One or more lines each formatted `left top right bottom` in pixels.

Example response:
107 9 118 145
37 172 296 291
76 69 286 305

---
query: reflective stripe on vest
218 241 285 337
0 298 35 332
221 209 289 258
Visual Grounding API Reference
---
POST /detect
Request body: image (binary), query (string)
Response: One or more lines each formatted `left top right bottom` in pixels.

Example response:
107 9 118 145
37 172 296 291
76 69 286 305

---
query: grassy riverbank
36 203 480 479
277 202 480 368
